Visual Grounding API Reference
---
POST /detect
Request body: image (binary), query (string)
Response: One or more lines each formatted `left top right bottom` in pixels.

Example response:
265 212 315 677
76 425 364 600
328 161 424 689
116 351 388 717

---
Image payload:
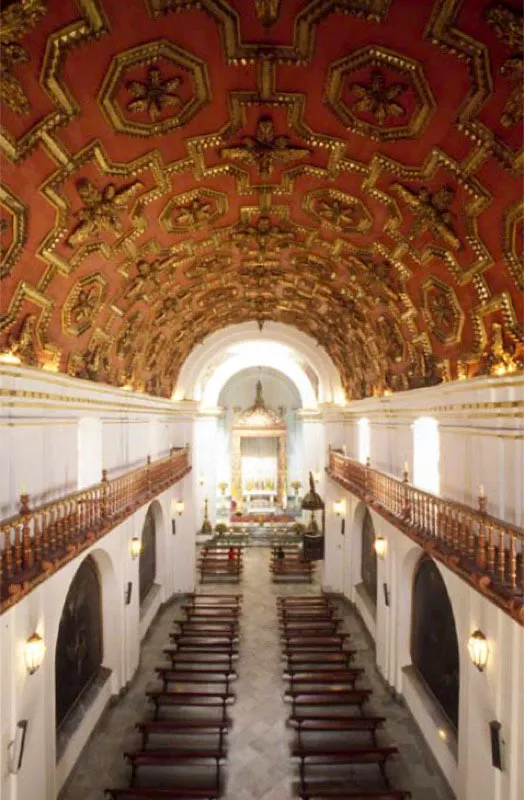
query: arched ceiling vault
0 0 522 399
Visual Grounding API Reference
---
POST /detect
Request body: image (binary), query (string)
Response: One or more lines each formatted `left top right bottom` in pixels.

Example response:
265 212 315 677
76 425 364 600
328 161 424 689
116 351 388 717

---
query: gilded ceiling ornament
123 258 166 302
70 287 99 327
428 291 455 329
377 314 404 362
391 183 460 250
232 215 296 256
316 198 360 229
481 322 523 376
74 342 110 382
360 259 401 296
170 197 213 227
0 0 46 115
126 66 183 120
0 219 9 260
254 0 281 28
349 69 407 124
7 314 38 366
220 116 310 178
67 178 143 248
484 4 523 128
155 297 178 325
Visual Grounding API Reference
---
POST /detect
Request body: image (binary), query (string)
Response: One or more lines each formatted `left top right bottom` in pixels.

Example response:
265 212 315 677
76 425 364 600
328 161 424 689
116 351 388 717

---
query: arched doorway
361 508 377 608
411 558 460 729
55 557 102 729
139 505 157 605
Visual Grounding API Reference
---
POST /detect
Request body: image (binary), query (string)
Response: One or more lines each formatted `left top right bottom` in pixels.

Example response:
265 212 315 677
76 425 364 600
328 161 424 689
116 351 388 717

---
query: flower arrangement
291 480 302 496
215 522 229 535
218 482 228 495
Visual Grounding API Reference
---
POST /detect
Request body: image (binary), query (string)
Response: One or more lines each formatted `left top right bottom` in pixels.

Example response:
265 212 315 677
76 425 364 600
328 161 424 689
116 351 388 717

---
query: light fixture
130 536 142 559
0 351 21 365
438 728 448 742
24 633 46 675
174 499 184 516
374 536 387 558
468 630 489 671
333 499 345 517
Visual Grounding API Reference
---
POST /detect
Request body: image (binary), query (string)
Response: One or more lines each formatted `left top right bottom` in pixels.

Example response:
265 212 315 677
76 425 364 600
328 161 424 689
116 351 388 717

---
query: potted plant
215 523 228 536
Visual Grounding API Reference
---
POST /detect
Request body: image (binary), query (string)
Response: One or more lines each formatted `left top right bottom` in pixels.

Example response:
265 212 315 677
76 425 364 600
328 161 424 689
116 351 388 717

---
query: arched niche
55 556 102 730
361 507 378 610
139 504 157 605
411 557 460 730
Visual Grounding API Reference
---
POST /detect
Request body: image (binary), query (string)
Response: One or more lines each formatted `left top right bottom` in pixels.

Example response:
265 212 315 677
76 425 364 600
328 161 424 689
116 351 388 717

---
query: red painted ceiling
0 0 522 398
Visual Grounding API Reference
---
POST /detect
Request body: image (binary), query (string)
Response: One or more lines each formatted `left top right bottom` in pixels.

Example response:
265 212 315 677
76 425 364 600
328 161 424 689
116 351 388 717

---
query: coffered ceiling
0 0 522 399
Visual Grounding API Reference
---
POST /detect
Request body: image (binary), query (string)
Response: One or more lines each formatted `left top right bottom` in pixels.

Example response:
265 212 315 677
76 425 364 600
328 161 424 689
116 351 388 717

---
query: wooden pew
291 745 398 788
169 632 238 646
168 640 238 656
154 668 235 693
281 632 351 650
106 789 221 800
146 690 234 722
286 688 372 717
296 787 411 800
123 748 226 788
289 716 386 746
136 719 229 750
280 620 342 634
181 608 240 619
285 669 364 690
163 649 237 671
199 566 242 584
185 593 242 605
284 651 357 670
174 620 239 634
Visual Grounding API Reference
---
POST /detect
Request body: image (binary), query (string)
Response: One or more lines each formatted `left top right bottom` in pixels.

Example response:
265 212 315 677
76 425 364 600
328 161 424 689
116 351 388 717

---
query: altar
231 381 287 513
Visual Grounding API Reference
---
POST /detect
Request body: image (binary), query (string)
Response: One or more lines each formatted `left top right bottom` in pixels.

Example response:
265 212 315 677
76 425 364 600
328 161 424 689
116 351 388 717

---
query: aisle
60 549 454 800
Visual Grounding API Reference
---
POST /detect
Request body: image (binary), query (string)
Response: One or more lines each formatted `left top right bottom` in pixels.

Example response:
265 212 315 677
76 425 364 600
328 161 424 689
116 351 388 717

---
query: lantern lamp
374 536 387 558
130 536 142 559
24 633 46 675
468 630 489 671
175 499 184 516
333 499 345 517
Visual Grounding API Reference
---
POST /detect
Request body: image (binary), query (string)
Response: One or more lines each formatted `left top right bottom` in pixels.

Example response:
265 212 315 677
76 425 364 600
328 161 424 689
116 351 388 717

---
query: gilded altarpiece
231 382 287 512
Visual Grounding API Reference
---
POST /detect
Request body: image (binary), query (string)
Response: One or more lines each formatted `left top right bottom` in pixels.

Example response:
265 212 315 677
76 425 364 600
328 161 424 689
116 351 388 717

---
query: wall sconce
130 536 142 559
24 633 46 675
468 629 489 671
333 499 345 517
8 720 28 774
174 499 184 515
374 536 387 558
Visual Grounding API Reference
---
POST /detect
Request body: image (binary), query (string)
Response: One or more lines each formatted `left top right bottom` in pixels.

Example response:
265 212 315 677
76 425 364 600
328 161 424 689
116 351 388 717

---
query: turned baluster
48 507 56 555
14 522 23 574
476 513 487 570
497 529 506 584
147 455 152 496
100 469 108 520
486 523 496 576
2 525 14 579
41 509 49 560
20 493 34 570
34 513 42 564
466 513 476 561
437 507 446 544
94 488 101 527
450 508 459 549
56 503 64 552
508 535 517 591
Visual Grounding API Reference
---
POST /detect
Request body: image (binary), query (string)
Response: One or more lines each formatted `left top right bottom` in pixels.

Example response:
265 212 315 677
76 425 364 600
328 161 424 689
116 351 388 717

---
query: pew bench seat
136 720 229 749
106 788 220 800
286 669 364 688
296 786 411 800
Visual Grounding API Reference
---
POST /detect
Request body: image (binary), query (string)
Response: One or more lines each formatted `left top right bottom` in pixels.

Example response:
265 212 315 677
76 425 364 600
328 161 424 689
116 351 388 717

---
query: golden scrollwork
304 189 373 234
62 274 107 337
484 3 523 129
325 45 435 141
0 183 27 279
391 183 460 250
479 322 523 376
231 215 297 256
0 0 46 115
421 277 464 346
66 178 143 249
6 314 39 366
254 0 281 28
98 39 211 137
220 115 310 178
160 188 228 233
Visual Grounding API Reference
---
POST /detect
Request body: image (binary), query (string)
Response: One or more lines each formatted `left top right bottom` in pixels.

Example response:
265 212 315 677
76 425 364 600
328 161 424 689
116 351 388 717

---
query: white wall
322 374 524 527
322 479 524 800
0 477 196 800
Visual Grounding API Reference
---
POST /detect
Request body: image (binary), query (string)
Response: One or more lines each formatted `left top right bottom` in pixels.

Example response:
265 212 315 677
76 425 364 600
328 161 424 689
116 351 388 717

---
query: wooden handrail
327 450 524 625
0 447 191 613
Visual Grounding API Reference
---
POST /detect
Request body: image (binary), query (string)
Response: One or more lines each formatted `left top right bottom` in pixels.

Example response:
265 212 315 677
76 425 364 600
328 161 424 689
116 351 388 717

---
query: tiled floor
60 548 455 800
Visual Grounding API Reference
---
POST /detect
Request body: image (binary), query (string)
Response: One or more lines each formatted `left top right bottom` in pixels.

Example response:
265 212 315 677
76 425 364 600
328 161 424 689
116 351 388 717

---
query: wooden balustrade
327 450 524 625
0 448 191 613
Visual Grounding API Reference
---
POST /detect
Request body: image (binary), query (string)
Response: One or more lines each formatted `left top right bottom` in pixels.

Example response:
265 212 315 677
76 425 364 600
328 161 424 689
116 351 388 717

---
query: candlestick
479 484 486 498
403 461 409 473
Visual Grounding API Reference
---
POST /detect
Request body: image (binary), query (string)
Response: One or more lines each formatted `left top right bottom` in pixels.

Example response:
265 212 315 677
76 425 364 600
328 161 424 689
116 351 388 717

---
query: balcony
0 447 191 613
327 450 524 625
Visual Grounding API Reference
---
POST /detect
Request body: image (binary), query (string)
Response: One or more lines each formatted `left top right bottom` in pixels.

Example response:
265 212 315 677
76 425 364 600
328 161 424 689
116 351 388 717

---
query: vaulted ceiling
0 0 522 399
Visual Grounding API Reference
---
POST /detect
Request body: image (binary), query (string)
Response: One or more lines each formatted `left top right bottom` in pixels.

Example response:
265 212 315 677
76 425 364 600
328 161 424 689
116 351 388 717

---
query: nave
59 549 453 800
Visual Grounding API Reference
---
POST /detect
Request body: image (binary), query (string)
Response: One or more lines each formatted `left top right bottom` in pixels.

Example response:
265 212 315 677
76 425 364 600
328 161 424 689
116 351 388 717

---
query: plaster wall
323 375 524 527
0 365 196 519
0 475 195 800
322 478 524 800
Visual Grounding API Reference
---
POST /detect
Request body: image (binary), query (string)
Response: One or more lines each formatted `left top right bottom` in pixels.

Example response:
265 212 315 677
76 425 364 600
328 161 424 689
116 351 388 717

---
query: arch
139 504 157 605
173 321 344 407
411 556 460 729
55 556 102 729
360 507 378 608
349 501 378 615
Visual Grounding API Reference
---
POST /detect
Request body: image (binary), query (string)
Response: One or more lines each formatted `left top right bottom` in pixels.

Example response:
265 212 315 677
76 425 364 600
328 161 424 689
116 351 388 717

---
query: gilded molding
0 183 27 279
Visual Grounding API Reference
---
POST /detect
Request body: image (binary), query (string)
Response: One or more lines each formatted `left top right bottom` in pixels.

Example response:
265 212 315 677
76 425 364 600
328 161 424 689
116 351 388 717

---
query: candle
403 461 409 473
479 484 486 498
21 481 27 495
